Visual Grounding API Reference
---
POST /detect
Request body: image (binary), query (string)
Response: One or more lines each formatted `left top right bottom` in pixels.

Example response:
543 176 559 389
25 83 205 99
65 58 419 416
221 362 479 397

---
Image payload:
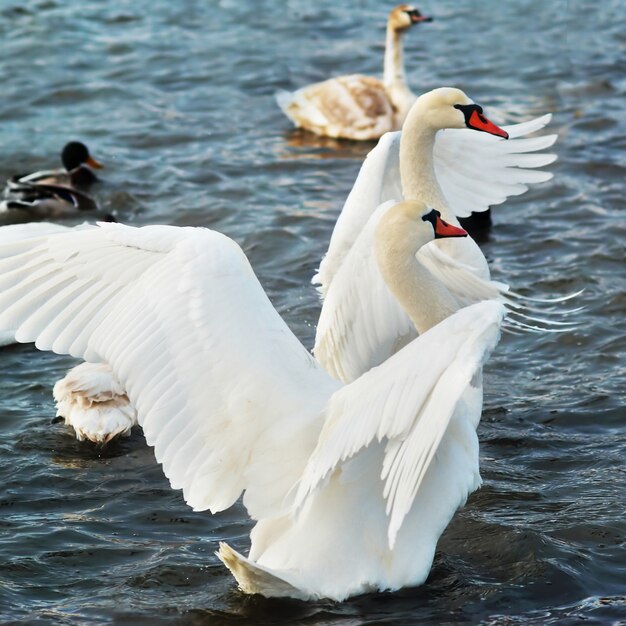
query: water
0 0 624 623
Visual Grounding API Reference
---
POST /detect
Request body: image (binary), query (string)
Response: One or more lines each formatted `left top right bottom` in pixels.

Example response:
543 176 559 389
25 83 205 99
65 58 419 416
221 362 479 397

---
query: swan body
218 203 504 600
277 5 431 140
219 301 501 600
314 88 563 381
0 212 504 600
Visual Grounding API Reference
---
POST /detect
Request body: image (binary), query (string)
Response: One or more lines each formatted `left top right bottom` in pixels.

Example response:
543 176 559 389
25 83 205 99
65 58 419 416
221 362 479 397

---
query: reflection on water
0 0 625 624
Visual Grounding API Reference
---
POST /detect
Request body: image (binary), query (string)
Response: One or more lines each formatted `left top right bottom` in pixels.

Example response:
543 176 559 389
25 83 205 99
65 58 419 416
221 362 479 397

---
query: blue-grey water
0 0 625 624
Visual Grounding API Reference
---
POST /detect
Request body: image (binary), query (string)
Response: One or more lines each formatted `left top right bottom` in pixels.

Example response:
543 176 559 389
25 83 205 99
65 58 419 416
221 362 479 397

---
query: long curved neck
399 113 454 222
375 203 458 334
383 26 415 121
383 26 406 88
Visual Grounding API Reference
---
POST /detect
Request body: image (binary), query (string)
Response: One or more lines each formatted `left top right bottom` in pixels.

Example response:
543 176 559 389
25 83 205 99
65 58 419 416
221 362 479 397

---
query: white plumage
0 223 338 516
314 110 556 292
219 300 503 600
0 204 504 600
0 221 137 444
314 88 564 382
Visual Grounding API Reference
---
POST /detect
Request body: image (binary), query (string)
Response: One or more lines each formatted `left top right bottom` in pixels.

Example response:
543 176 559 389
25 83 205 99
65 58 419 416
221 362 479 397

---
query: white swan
217 204 504 601
0 222 137 443
314 87 571 382
0 209 504 601
276 5 431 140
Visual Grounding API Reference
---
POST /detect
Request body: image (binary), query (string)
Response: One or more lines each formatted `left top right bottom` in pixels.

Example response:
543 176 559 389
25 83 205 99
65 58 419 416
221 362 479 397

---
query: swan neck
383 25 406 89
375 205 458 334
399 125 452 220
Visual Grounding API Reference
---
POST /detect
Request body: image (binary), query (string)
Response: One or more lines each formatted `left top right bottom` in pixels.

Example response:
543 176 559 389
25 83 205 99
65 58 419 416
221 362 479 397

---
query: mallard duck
1 181 98 216
2 142 102 217
8 141 102 189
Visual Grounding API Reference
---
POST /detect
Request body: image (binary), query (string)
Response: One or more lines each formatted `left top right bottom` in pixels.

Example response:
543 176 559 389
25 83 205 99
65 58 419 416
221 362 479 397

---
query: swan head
61 142 103 172
407 87 509 139
375 203 468 332
421 208 468 239
376 201 467 260
388 4 432 32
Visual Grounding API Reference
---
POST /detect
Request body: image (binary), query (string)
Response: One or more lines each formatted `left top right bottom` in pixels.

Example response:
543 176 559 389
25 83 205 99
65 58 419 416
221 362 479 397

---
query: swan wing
0 222 337 516
433 114 557 217
314 114 555 291
313 132 402 293
314 200 415 383
0 222 96 346
314 200 509 383
0 222 83 245
296 300 505 547
416 241 509 306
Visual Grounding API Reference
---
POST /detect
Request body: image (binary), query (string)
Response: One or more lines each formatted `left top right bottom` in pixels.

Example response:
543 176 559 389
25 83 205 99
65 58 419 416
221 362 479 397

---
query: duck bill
467 110 509 139
412 14 433 23
435 216 468 239
86 155 103 169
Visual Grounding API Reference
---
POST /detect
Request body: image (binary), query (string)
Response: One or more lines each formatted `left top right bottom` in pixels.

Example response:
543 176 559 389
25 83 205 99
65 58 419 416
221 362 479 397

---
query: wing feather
314 200 415 383
0 223 337 517
315 115 556 293
313 133 402 293
296 301 505 545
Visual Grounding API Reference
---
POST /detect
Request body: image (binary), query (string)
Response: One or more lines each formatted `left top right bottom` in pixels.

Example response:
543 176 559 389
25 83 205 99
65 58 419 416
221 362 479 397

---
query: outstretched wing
0 222 94 346
296 300 505 547
314 115 556 292
433 114 557 217
0 223 338 517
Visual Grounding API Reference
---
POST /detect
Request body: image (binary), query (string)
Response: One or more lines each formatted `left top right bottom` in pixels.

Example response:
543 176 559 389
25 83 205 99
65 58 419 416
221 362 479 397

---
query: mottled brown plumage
276 5 431 140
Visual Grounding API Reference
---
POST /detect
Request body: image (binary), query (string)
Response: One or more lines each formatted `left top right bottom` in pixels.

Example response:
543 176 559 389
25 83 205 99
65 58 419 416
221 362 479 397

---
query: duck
313 88 576 382
0 221 135 444
0 210 504 601
276 5 432 140
0 183 99 217
2 142 102 217
8 141 102 189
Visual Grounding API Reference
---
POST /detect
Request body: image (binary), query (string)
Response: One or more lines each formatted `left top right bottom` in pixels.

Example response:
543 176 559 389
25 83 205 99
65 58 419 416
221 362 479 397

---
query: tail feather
217 542 306 599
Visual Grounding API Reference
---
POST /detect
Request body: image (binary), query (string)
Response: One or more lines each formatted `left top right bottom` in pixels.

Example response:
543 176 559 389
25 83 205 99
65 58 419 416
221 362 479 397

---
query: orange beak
435 215 468 239
467 110 509 139
86 155 103 169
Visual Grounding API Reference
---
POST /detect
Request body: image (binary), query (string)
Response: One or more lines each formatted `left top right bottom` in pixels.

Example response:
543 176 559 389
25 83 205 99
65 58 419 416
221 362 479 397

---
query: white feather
314 115 557 292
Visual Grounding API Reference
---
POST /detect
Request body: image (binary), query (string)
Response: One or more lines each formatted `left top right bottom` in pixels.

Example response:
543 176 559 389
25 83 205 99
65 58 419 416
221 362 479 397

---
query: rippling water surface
0 0 624 623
